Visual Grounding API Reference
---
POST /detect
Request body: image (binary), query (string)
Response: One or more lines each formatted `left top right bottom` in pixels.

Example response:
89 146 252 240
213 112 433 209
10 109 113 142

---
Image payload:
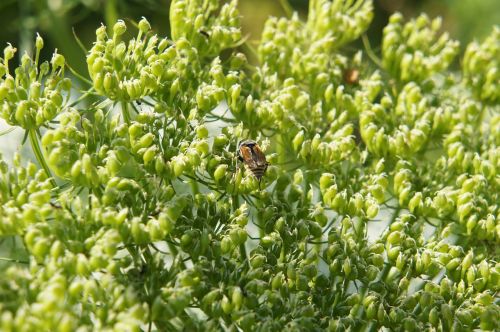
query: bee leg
242 194 256 208
217 191 227 202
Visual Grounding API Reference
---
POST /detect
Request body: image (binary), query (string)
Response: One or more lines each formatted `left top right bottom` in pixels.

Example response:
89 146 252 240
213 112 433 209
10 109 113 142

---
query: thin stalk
0 126 16 136
105 0 118 30
362 34 383 68
29 129 57 188
0 257 29 264
189 178 200 195
68 87 95 108
279 0 293 18
121 101 131 125
66 63 93 86
72 27 88 54
239 243 247 262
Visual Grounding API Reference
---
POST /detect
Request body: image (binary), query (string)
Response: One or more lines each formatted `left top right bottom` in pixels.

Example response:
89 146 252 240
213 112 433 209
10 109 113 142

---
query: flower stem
279 0 293 18
362 34 383 68
0 257 29 264
29 129 57 188
121 101 131 125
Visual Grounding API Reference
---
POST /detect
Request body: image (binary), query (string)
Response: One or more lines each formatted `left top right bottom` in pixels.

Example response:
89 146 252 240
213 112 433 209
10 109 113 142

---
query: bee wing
239 145 258 168
251 144 268 167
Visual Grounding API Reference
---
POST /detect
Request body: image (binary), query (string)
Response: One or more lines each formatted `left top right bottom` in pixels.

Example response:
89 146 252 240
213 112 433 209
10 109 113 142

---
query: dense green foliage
0 0 499 330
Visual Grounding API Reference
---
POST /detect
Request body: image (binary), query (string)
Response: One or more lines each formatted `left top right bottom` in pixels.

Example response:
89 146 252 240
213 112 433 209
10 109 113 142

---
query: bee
343 68 360 85
238 140 269 188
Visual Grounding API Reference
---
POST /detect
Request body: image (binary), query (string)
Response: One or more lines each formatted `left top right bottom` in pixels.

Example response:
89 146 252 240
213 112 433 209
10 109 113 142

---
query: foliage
0 0 499 331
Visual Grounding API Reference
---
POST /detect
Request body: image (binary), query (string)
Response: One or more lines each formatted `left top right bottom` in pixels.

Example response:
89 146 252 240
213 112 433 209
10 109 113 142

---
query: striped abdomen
246 163 268 180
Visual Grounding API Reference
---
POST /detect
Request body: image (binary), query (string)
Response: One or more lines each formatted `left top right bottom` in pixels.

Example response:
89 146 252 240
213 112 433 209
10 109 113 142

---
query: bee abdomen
248 165 267 179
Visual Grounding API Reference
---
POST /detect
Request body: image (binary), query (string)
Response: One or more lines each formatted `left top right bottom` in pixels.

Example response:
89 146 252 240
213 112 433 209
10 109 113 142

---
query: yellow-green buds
383 13 459 82
1 39 69 130
170 0 241 56
138 17 151 34
463 27 499 104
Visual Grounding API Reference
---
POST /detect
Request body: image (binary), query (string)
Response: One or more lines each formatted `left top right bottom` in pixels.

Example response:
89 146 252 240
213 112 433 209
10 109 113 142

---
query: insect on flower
343 68 360 85
238 140 269 189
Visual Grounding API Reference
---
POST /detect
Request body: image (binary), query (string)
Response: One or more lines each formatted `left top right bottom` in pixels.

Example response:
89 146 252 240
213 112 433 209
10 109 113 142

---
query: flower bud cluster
0 37 70 129
87 19 201 102
170 0 241 57
382 13 459 82
360 83 434 158
259 0 371 90
0 269 146 331
320 172 380 219
0 154 52 235
323 226 383 284
463 27 499 104
41 109 101 185
307 0 373 48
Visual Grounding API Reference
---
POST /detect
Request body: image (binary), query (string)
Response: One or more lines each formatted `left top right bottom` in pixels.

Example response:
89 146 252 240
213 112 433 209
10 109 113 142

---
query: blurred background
0 0 498 74
0 0 498 160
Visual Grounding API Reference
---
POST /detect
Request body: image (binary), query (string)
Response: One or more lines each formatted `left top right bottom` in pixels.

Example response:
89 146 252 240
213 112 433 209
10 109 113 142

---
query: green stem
68 87 95 108
121 101 131 125
0 126 16 137
29 129 57 188
362 34 383 68
279 0 293 18
105 0 118 34
239 243 247 262
0 257 29 264
189 178 200 195
66 63 93 86
277 133 286 166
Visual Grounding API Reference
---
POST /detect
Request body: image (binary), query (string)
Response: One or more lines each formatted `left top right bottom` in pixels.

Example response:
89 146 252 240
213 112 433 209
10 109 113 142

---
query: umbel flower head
0 36 70 129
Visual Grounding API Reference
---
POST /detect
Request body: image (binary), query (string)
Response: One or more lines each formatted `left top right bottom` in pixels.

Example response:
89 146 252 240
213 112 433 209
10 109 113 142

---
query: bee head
238 140 257 149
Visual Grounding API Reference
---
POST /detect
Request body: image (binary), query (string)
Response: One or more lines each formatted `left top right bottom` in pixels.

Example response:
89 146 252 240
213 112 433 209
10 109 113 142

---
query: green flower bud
250 254 265 268
212 134 228 152
113 20 127 36
35 33 44 50
51 51 65 69
293 169 303 185
293 130 305 151
428 307 439 326
194 139 209 156
366 302 377 320
387 231 402 245
214 164 228 182
230 287 243 310
138 17 151 33
3 43 16 61
478 260 490 279
366 202 379 219
402 317 417 332
220 236 233 254
343 257 352 277
408 192 422 213
221 295 232 314
446 258 461 271
320 173 335 192
143 147 157 164
387 246 400 261
196 125 209 139
131 218 150 244
331 190 347 211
